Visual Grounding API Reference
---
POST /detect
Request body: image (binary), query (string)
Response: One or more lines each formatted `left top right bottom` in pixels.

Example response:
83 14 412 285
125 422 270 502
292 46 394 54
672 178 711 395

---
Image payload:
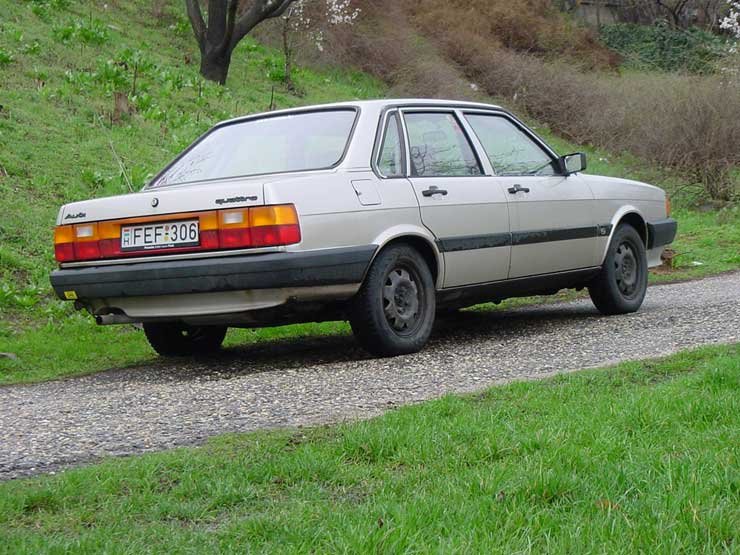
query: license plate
120 219 199 252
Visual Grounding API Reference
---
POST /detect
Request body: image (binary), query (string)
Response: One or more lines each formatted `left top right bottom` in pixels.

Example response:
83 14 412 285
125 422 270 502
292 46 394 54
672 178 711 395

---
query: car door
463 111 598 278
400 109 511 288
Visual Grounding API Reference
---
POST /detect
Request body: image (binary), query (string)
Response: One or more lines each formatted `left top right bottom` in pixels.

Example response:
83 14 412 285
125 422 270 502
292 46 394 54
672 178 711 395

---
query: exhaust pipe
95 314 138 325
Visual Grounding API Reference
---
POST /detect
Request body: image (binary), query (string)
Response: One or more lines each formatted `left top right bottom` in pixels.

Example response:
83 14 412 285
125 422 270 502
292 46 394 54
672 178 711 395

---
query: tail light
665 195 671 217
54 204 301 263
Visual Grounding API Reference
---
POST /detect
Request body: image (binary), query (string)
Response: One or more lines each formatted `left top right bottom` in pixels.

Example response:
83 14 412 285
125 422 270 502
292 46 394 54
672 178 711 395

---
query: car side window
404 112 482 177
377 112 404 177
465 114 557 177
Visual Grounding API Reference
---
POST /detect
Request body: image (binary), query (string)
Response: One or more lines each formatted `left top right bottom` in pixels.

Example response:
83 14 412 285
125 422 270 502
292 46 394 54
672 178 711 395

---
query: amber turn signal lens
250 204 299 227
54 225 75 245
665 196 671 217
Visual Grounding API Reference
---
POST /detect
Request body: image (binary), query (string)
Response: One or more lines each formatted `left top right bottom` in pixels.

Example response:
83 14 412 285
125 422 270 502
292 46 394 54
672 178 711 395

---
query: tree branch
230 0 295 50
185 0 206 48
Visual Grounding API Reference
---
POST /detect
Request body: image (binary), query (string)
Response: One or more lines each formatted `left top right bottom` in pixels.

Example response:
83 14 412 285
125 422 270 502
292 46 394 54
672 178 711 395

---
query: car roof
219 98 507 127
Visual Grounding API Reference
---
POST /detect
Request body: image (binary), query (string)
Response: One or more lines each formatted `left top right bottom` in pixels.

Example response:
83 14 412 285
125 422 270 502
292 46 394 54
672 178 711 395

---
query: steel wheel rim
614 241 640 297
382 264 424 336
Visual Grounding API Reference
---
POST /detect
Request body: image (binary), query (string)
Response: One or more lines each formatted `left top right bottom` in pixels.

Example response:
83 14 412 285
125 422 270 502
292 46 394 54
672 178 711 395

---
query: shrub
472 49 740 200
407 0 621 70
600 22 726 73
319 0 738 200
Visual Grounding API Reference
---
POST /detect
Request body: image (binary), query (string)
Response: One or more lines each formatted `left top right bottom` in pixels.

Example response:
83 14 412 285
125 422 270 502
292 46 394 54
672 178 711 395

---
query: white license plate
120 219 199 252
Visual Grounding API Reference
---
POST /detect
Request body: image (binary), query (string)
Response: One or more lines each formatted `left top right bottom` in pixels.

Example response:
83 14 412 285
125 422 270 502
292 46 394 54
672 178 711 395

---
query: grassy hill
0 0 738 383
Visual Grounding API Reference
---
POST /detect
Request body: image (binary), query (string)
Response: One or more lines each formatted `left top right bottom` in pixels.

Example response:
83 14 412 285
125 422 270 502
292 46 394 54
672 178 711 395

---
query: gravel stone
1 273 738 481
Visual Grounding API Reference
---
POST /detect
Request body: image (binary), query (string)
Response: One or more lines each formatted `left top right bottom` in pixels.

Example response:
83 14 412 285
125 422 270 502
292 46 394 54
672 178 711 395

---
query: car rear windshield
149 109 357 188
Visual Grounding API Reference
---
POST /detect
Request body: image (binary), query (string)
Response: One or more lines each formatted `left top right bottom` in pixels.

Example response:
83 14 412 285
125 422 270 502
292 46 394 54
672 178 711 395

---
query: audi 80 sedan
51 99 677 357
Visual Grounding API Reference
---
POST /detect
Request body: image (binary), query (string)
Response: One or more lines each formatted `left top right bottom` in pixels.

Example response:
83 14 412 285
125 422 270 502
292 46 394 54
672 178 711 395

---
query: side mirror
560 153 587 175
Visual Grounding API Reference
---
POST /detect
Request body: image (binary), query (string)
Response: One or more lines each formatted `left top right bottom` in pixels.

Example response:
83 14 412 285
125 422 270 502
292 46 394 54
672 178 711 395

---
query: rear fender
370 225 444 289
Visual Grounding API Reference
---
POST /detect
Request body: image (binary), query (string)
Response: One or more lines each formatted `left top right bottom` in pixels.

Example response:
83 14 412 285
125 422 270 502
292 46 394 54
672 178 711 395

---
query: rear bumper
647 218 678 249
50 245 377 300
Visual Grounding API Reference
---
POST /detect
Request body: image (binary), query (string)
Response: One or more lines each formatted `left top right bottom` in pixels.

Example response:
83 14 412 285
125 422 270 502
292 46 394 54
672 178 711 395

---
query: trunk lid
58 177 266 225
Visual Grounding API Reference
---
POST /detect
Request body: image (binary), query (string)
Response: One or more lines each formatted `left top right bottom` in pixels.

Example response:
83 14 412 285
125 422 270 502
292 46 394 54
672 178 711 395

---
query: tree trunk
199 49 232 85
185 0 296 85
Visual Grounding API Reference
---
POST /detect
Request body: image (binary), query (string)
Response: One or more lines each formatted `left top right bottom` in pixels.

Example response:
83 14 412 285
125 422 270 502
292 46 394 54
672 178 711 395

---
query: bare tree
655 0 691 26
185 0 295 84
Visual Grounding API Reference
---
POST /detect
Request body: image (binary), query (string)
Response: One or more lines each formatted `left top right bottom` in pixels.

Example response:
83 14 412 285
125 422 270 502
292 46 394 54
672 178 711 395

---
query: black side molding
647 218 678 249
435 224 612 253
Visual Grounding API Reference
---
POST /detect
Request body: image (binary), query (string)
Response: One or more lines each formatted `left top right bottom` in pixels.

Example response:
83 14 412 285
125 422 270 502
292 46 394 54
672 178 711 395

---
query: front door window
465 114 557 177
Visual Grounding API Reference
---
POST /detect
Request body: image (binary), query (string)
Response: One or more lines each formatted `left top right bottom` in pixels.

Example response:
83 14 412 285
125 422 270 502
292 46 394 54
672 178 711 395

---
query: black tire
588 223 648 315
143 323 227 357
349 244 436 357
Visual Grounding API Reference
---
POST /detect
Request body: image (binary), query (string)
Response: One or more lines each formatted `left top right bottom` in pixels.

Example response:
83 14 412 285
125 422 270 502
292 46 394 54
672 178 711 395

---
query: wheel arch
368 227 443 289
600 207 648 264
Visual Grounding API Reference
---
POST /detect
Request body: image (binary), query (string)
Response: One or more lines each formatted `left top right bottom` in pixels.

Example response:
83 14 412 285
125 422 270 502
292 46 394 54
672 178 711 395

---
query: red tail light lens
54 242 75 263
200 229 220 250
74 241 101 260
54 204 301 263
252 224 301 247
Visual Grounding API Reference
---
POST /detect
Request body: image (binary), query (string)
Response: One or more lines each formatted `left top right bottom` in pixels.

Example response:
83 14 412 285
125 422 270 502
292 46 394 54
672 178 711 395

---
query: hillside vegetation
0 0 738 383
317 0 740 201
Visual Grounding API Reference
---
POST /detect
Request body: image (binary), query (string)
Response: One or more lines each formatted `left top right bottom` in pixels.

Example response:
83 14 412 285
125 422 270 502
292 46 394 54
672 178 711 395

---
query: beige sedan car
51 99 677 357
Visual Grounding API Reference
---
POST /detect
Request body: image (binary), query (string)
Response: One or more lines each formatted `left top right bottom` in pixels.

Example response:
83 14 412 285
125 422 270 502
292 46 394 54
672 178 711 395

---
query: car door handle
508 184 530 194
422 186 448 197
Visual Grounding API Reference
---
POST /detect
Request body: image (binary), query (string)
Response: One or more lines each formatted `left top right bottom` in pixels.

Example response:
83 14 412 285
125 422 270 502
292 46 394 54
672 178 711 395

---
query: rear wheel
350 244 436 356
588 223 648 315
143 323 227 357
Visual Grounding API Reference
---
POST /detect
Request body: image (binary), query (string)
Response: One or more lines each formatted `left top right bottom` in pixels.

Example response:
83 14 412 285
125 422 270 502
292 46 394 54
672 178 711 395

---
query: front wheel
143 323 227 357
349 244 436 357
588 223 648 315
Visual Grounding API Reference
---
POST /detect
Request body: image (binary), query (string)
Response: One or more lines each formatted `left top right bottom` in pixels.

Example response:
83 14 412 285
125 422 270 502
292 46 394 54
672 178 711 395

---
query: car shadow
102 302 603 384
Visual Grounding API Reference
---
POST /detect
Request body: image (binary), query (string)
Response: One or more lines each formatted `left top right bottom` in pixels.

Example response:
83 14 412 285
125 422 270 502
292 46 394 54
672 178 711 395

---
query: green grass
1 344 737 553
0 0 738 386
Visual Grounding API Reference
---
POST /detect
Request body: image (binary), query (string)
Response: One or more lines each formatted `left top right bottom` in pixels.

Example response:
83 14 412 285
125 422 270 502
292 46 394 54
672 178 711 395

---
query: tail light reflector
72 223 101 260
54 204 301 263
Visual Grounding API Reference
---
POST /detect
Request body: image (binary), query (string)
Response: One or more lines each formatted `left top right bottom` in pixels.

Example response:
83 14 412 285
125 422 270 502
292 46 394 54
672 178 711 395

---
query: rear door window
403 112 482 177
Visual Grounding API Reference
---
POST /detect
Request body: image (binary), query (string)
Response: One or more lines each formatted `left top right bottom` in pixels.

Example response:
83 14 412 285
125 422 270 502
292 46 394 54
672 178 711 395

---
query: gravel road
2 272 738 480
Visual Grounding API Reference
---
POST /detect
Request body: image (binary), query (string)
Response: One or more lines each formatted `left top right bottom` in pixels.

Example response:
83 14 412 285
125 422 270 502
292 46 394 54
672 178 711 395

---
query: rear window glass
150 109 357 188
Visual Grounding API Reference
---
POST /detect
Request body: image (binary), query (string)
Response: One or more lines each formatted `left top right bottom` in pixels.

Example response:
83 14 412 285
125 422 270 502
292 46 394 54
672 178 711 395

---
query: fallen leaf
595 499 620 511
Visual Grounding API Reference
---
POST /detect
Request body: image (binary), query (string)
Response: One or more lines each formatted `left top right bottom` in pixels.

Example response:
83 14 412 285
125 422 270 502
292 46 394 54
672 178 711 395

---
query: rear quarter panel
264 171 441 283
